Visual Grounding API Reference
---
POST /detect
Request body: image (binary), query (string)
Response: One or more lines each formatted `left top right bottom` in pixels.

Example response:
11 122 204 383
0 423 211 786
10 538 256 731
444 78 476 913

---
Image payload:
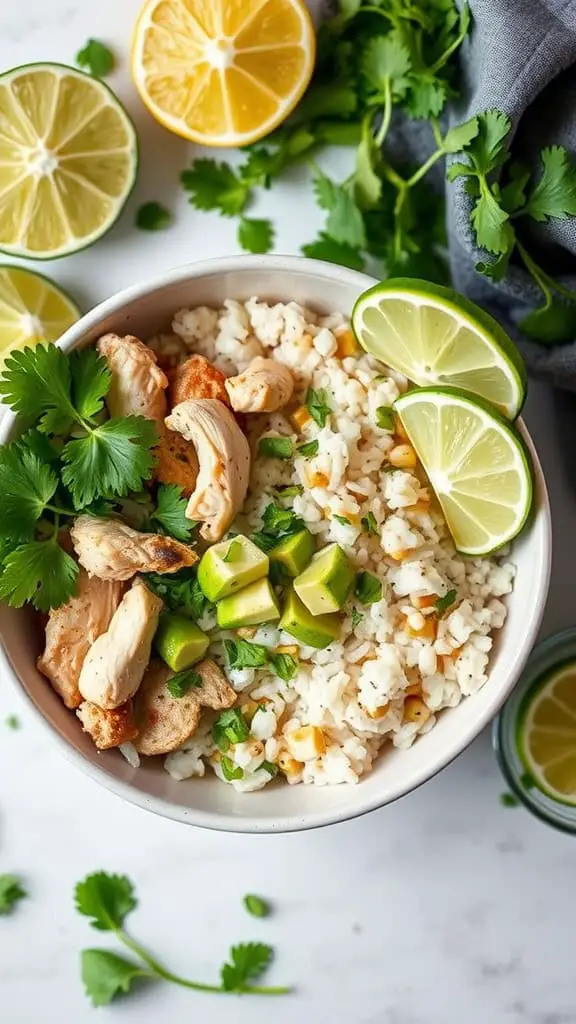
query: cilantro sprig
75 872 289 1006
0 874 27 915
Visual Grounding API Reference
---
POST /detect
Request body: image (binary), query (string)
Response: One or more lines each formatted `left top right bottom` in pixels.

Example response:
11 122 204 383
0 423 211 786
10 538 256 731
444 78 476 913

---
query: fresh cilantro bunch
0 344 158 610
75 872 289 1006
180 0 470 280
449 110 576 342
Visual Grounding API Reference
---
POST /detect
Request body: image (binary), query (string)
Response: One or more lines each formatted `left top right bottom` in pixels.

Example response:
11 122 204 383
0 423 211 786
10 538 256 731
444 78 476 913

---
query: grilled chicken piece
37 570 123 709
225 357 294 413
97 333 168 420
71 515 197 581
170 354 229 407
165 399 250 542
79 579 163 710
155 422 200 497
134 658 237 756
77 700 138 750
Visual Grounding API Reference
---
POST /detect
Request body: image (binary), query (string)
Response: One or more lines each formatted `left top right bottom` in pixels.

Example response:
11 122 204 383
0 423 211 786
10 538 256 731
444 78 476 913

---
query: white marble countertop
1 3 575 1023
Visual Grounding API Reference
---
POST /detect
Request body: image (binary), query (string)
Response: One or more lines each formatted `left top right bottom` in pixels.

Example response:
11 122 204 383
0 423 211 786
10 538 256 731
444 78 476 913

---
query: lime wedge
0 63 138 259
352 279 527 419
0 265 80 367
394 386 533 555
518 662 576 806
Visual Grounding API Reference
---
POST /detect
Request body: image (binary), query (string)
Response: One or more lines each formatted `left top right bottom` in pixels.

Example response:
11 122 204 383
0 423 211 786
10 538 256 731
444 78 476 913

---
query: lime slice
394 386 533 555
0 265 80 366
352 278 527 419
518 662 576 806
0 62 138 259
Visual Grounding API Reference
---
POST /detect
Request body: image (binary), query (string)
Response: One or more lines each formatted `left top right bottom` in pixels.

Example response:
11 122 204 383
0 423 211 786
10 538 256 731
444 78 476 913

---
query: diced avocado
293 543 354 615
155 613 210 671
279 589 340 649
217 577 280 629
197 535 269 602
269 529 315 577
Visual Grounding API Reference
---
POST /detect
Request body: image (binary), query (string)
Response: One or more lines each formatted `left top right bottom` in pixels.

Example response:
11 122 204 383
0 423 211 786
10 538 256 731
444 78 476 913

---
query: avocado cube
197 535 269 602
279 589 340 649
217 577 280 629
293 543 354 615
155 613 210 671
270 529 315 577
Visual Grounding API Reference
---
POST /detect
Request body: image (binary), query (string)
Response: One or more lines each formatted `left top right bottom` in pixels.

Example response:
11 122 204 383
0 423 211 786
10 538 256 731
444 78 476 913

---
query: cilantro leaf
361 36 411 98
404 76 447 120
466 109 511 174
351 607 363 628
258 436 294 460
442 117 479 154
361 511 378 534
75 872 136 932
269 652 299 681
5 714 20 730
354 571 383 605
524 146 576 222
0 540 79 611
145 570 213 620
70 348 110 421
0 874 27 915
296 439 319 458
519 295 576 344
313 174 366 250
136 201 172 231
333 514 352 526
243 894 271 918
75 39 115 78
354 118 382 210
471 189 512 255
181 160 250 216
0 343 75 429
435 589 457 615
0 446 58 540
500 161 531 214
221 755 244 781
240 146 287 187
273 484 303 498
81 950 146 1007
301 234 364 271
375 406 394 430
291 82 357 122
238 217 274 254
149 484 195 541
305 387 331 427
167 668 202 698
224 638 268 670
62 416 158 508
221 943 273 992
212 708 250 751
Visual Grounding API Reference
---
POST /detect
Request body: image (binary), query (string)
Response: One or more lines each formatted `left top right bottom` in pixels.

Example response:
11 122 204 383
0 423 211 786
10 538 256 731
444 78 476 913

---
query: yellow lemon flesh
0 266 80 367
131 0 315 146
0 63 138 259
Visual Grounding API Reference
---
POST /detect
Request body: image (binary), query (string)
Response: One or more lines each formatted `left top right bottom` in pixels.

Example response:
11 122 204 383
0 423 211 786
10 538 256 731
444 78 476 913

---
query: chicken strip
77 700 138 750
79 579 163 710
165 399 250 542
134 658 237 756
225 357 294 413
71 515 197 582
170 354 229 407
155 422 199 497
37 570 123 709
97 333 168 420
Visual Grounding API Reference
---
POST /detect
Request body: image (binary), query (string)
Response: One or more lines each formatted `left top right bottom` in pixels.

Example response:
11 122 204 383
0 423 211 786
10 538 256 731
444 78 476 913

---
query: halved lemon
0 265 80 366
518 662 576 806
394 386 533 555
352 279 527 420
131 0 315 146
0 63 138 259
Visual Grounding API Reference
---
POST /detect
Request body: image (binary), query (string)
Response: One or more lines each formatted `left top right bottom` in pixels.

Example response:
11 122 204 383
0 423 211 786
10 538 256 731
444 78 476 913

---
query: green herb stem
374 77 392 148
405 148 445 189
517 240 576 304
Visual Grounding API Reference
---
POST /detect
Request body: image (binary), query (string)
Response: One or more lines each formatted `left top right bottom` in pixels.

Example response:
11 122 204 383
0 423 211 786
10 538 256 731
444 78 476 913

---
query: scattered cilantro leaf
224 639 268 670
269 652 299 681
0 446 58 541
520 772 536 790
0 539 79 611
145 570 212 621
212 707 251 751
301 233 364 271
62 416 158 508
312 173 366 249
238 217 274 254
361 36 411 99
296 439 319 458
167 668 202 698
75 39 115 77
81 950 147 1007
500 792 519 808
261 760 278 776
354 571 383 605
351 607 363 628
75 873 137 932
333 514 352 526
220 943 273 992
305 387 331 427
273 484 303 498
221 756 244 781
5 714 20 730
375 406 395 430
136 201 172 231
258 436 294 460
524 145 576 222
181 160 250 216
0 875 27 915
361 512 378 535
149 484 195 541
435 589 457 615
243 894 271 918
252 503 305 551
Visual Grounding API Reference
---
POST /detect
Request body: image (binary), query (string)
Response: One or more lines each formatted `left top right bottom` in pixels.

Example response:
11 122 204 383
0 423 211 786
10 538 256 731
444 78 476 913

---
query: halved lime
517 662 576 806
0 62 138 259
0 265 80 366
352 279 527 419
394 386 533 555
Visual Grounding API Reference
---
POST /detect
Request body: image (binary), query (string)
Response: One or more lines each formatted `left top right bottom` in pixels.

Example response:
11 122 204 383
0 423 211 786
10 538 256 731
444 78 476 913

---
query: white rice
148 298 515 791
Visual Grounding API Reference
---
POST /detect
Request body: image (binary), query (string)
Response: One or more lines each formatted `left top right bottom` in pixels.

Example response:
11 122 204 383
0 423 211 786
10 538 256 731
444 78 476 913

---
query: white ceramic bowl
0 255 552 833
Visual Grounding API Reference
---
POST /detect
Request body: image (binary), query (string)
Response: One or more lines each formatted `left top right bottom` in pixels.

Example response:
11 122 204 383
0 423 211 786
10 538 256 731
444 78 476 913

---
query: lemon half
0 265 80 366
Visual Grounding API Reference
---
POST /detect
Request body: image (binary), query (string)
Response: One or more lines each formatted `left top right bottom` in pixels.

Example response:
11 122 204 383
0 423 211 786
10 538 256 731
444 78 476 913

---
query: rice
148 297 515 790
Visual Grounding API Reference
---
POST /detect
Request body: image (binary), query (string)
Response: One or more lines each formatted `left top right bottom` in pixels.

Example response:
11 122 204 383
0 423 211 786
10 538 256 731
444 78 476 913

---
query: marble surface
1 3 575 1023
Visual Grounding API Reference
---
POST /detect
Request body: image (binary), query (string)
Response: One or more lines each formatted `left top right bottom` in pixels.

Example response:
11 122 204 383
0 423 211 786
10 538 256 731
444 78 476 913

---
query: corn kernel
310 471 329 487
291 405 311 430
275 644 299 656
405 682 422 697
365 701 390 719
278 751 303 776
336 329 358 358
286 725 326 761
402 696 432 725
412 594 437 610
394 416 409 439
406 616 437 641
388 443 417 469
386 547 409 561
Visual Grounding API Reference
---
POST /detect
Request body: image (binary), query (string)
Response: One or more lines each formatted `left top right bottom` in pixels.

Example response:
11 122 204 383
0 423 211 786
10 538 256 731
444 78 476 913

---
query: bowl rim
0 254 553 833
